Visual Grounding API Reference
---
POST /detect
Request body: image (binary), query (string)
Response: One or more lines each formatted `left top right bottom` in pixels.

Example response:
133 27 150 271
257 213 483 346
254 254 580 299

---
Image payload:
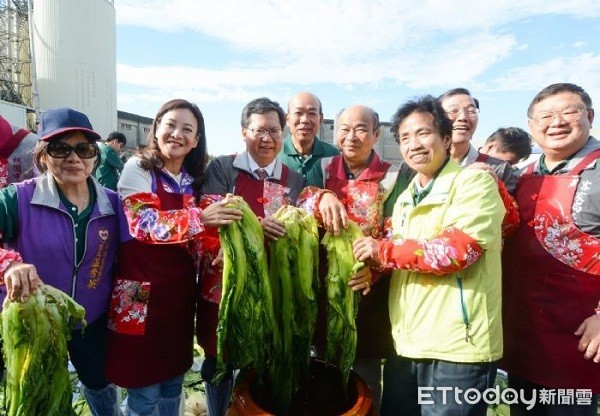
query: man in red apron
196 97 304 416
502 83 600 415
297 104 406 413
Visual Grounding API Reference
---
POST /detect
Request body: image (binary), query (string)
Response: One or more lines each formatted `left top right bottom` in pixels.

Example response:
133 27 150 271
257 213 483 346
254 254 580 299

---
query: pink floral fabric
108 279 151 335
122 192 204 243
0 158 8 189
261 181 291 217
378 227 483 275
533 209 600 274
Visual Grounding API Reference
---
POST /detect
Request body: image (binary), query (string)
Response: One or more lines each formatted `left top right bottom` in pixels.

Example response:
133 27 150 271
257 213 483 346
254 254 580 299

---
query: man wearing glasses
196 97 305 416
502 83 600 415
439 87 517 193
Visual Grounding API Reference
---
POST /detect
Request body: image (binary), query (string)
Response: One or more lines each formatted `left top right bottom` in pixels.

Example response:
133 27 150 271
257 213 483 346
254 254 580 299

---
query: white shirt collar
460 145 480 167
247 154 276 178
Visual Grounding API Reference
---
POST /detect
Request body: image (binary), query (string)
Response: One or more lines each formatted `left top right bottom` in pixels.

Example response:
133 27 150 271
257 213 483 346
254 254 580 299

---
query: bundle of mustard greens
322 220 364 387
268 205 319 411
215 196 278 383
1 284 86 416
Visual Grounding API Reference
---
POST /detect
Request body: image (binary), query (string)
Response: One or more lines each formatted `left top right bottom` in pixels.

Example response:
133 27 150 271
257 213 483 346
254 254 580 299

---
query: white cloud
487 53 600 96
115 0 600 139
117 30 518 95
115 0 600 56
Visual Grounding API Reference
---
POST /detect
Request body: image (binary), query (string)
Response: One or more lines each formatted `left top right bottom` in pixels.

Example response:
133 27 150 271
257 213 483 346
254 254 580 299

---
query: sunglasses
46 142 99 159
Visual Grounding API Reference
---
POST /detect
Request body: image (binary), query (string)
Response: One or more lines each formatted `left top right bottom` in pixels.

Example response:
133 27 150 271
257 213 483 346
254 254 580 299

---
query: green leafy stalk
322 220 364 388
267 206 319 412
1 284 86 416
215 196 277 384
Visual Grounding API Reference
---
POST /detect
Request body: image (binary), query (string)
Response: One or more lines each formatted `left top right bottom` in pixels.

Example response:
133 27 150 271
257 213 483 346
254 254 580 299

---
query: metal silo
32 0 116 138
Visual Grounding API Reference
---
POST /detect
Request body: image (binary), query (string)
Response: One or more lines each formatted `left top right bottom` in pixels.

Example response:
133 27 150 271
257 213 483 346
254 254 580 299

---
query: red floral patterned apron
502 149 600 391
105 172 196 388
196 169 291 357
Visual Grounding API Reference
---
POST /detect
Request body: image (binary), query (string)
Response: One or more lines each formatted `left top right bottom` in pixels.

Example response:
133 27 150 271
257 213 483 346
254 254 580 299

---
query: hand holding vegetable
318 192 348 236
1 284 86 416
3 261 42 302
260 215 286 241
353 236 381 266
200 193 243 227
349 266 372 295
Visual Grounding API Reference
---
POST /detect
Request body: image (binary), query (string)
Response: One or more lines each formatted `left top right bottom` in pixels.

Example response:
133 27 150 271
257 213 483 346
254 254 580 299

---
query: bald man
279 92 339 186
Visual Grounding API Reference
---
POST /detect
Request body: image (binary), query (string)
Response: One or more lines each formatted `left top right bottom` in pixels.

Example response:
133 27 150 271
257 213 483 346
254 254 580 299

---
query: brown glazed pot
227 359 373 416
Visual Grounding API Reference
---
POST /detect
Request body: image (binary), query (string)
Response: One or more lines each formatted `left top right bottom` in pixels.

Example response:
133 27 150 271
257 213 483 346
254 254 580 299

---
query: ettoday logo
418 386 594 410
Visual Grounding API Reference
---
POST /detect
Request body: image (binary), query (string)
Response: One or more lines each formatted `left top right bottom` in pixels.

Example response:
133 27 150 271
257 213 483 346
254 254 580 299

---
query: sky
114 0 600 157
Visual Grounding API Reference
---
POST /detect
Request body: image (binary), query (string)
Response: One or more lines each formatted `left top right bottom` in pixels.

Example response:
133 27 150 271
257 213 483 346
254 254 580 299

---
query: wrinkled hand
467 162 499 183
318 192 348 236
575 315 600 363
200 194 243 227
261 215 286 241
353 237 381 265
349 266 372 295
4 261 42 302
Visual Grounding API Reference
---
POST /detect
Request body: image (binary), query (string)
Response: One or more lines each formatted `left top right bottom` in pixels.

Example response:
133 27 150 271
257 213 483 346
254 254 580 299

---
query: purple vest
2 177 122 324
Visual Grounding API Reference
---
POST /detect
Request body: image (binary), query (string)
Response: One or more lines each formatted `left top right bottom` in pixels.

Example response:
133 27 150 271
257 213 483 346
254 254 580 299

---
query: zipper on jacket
456 275 471 343
71 264 79 298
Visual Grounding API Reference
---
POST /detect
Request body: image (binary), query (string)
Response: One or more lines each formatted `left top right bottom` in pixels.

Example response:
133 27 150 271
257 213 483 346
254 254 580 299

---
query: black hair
241 97 286 129
438 87 480 109
137 98 207 193
107 131 127 146
391 95 453 143
485 127 532 162
527 83 593 117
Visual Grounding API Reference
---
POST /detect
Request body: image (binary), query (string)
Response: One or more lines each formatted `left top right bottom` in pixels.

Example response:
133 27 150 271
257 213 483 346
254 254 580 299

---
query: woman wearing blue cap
0 107 126 415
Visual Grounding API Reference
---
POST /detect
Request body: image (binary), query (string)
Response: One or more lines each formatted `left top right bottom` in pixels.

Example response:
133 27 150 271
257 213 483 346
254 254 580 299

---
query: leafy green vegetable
322 220 364 388
1 284 86 416
215 196 278 384
268 205 319 411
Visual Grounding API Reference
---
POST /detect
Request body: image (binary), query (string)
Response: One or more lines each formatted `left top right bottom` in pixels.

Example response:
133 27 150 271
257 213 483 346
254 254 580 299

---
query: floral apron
105 172 196 388
196 168 291 357
502 149 600 391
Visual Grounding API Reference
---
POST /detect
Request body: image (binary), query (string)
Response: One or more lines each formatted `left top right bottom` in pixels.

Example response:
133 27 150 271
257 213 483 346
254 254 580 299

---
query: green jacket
94 143 124 191
278 135 339 187
389 160 505 363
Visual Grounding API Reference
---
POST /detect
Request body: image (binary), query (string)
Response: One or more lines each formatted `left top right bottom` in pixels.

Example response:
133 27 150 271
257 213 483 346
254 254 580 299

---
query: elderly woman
104 99 241 416
353 96 505 416
0 108 124 416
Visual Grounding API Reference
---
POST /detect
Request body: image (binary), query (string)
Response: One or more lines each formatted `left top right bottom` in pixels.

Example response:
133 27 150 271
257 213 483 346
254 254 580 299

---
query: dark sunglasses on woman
46 142 99 159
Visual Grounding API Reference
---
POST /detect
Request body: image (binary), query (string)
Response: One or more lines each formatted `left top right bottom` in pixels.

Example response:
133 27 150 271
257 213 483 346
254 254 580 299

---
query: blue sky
114 0 600 157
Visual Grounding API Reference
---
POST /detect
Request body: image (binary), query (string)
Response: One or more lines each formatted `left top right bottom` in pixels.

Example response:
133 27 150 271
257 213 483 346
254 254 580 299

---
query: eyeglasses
445 106 480 119
247 128 283 140
532 106 587 127
46 142 99 159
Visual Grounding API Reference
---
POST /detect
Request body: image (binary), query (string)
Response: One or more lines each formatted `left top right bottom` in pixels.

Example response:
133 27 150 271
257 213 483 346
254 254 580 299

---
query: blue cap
38 108 101 142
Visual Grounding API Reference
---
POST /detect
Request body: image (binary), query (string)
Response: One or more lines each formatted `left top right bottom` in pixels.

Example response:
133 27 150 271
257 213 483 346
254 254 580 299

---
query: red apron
105 172 197 388
317 156 396 358
502 149 600 392
196 169 290 357
0 128 29 188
